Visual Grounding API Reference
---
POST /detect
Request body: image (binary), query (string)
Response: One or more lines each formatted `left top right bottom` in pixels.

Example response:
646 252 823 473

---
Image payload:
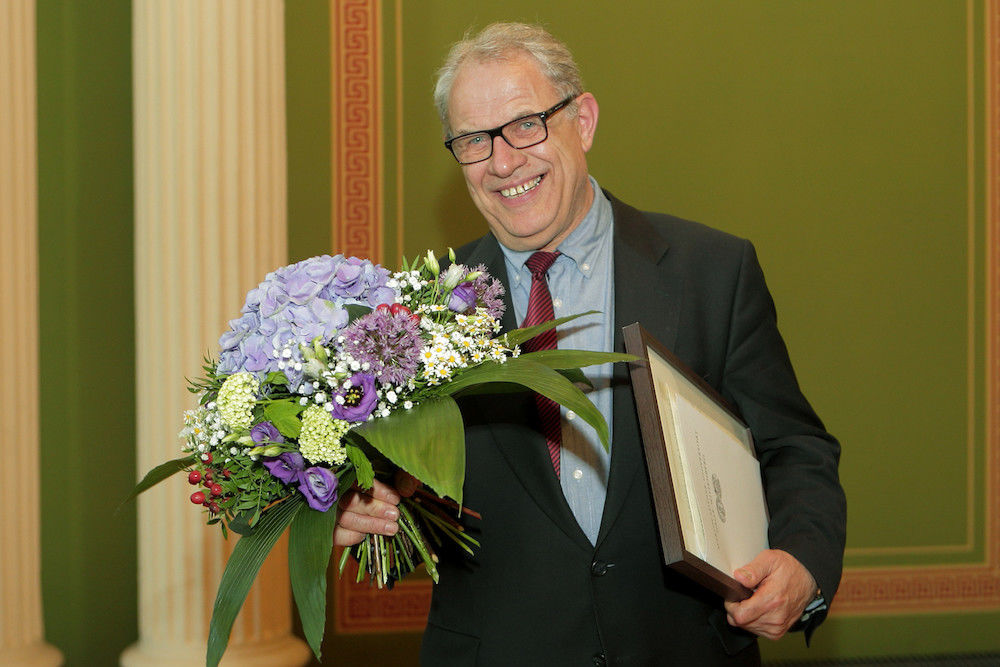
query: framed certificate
623 322 769 602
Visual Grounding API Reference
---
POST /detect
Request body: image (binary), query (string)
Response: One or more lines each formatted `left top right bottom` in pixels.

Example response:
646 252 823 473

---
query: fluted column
122 2 309 665
0 3 64 666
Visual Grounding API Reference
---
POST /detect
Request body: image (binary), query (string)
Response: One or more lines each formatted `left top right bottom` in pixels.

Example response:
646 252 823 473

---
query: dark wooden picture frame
623 323 769 602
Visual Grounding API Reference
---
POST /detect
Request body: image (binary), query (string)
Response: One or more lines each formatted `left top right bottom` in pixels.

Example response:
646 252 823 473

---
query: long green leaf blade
353 396 465 504
502 310 598 347
441 358 612 451
119 455 195 508
517 349 637 370
288 504 338 660
206 495 305 667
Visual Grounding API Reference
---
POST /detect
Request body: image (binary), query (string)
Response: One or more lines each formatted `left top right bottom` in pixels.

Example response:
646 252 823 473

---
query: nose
488 134 526 177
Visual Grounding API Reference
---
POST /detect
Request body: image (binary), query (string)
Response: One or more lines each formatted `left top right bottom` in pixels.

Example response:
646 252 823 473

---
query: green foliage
288 503 339 660
345 440 375 490
354 396 466 504
207 495 305 667
262 399 304 439
119 455 195 508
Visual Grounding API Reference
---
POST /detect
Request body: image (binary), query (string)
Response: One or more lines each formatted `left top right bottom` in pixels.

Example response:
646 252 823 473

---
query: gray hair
433 22 584 137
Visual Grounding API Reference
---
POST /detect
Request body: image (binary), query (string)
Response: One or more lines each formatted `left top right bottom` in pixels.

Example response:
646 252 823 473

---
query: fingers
724 549 818 640
332 479 403 547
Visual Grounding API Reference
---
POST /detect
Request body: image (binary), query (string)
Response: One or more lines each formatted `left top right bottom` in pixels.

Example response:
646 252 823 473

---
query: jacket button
592 653 607 666
591 560 610 576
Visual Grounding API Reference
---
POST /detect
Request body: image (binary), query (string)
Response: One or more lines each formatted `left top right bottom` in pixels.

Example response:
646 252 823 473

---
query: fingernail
385 521 398 534
384 508 399 520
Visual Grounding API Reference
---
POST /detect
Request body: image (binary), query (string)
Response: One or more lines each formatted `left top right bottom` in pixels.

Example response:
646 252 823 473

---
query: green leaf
263 400 304 439
227 511 255 536
345 303 373 324
207 495 305 667
118 455 195 509
517 349 638 370
353 396 466 505
288 504 338 660
264 371 288 386
502 310 599 347
346 443 375 490
441 357 612 452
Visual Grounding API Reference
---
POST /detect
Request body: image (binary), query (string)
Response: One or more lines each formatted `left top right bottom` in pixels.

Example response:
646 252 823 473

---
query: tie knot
524 251 560 279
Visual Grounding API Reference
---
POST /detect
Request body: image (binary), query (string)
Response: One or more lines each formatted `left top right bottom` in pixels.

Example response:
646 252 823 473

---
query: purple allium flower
340 310 422 385
298 466 339 511
469 264 506 320
263 451 306 484
448 283 478 314
250 421 284 445
330 372 378 422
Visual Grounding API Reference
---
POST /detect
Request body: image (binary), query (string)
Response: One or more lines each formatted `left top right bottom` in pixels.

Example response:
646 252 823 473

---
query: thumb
733 551 776 588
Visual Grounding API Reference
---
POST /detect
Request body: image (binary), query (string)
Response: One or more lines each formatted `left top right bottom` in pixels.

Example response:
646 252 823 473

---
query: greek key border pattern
332 0 428 634
834 0 1000 615
331 0 382 263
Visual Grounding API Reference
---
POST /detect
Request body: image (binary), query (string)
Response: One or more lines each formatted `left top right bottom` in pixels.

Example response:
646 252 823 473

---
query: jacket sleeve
719 239 847 634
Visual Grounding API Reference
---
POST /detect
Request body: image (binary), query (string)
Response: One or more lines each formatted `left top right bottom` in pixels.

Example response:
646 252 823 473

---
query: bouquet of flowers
126 249 631 666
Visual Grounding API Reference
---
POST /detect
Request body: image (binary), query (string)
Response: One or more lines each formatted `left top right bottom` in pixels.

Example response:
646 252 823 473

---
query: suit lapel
597 193 682 548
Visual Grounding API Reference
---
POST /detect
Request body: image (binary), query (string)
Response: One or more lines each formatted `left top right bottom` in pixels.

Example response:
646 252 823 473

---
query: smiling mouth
500 175 542 199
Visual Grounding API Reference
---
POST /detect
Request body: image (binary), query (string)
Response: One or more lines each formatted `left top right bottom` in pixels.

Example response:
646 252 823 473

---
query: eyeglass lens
451 114 547 164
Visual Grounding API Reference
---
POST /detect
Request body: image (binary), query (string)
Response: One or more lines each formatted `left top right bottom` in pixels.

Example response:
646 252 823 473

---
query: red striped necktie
520 251 562 477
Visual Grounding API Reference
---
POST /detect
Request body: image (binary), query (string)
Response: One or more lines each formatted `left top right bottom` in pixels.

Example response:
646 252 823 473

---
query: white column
0 2 64 666
122 2 309 665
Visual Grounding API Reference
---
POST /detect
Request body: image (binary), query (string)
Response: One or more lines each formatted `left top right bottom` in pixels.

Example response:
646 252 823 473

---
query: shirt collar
500 176 611 280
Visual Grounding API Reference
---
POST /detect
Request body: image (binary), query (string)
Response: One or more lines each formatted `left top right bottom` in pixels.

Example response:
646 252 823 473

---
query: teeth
501 176 542 198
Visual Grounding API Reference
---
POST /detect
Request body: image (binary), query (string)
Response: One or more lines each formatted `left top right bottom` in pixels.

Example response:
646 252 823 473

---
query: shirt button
552 297 563 309
566 410 576 420
581 262 591 272
572 469 584 480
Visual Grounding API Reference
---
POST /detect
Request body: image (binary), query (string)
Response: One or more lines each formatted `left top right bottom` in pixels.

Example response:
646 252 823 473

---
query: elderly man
336 23 846 665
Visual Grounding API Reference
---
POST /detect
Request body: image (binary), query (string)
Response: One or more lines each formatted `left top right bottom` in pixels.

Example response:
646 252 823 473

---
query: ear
574 92 599 152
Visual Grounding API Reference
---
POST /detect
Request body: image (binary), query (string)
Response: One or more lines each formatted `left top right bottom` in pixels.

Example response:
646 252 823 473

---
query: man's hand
724 549 817 640
333 472 420 547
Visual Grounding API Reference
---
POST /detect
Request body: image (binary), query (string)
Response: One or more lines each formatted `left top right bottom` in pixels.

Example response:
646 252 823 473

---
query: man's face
446 55 598 252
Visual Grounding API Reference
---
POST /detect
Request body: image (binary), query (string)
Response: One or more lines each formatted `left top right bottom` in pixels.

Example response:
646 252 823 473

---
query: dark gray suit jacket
420 192 846 666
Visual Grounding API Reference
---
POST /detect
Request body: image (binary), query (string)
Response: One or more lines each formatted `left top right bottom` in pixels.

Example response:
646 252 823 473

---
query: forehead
447 54 560 135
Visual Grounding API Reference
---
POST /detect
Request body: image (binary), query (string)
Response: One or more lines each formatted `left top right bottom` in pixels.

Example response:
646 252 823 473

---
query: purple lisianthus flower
298 466 339 511
330 372 378 422
341 311 422 385
263 451 306 484
250 421 284 445
448 283 478 314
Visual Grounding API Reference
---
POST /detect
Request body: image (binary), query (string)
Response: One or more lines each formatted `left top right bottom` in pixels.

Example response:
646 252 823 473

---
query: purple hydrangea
330 372 378 422
215 254 399 391
340 310 422 386
298 466 339 511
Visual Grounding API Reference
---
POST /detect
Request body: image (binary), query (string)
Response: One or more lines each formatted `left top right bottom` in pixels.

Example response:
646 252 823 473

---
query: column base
2 642 63 667
120 635 312 667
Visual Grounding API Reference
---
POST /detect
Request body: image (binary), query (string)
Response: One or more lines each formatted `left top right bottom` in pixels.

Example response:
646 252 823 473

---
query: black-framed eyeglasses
444 96 576 165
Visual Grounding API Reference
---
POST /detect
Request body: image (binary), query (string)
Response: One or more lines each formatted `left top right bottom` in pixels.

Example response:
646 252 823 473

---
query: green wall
31 0 997 663
36 1 137 665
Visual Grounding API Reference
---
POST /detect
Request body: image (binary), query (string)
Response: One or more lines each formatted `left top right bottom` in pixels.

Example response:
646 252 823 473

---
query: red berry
389 303 410 316
376 303 391 312
190 491 206 504
209 483 223 497
200 452 213 464
203 469 214 482
222 469 232 479
208 502 221 514
187 470 202 485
